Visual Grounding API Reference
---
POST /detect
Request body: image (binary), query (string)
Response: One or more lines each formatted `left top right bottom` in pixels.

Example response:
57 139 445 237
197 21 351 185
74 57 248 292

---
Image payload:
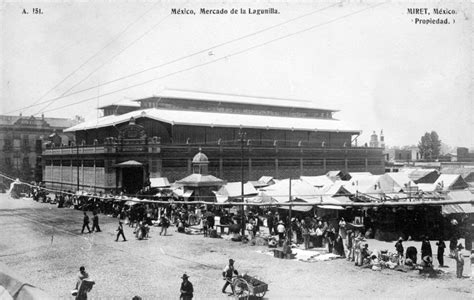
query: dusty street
0 194 472 300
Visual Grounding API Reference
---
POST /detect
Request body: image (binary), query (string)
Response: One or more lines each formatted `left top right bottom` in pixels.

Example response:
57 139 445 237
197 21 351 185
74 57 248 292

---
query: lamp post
238 129 246 236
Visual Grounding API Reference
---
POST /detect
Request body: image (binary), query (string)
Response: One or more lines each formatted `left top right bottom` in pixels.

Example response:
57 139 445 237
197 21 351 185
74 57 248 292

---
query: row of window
44 160 105 167
139 101 333 118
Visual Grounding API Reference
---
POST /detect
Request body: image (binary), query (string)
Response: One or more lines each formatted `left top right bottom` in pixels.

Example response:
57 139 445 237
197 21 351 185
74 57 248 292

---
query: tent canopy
172 188 194 200
300 175 334 189
258 179 354 210
379 173 416 193
434 174 469 191
215 182 258 202
442 190 474 214
175 174 225 187
149 177 170 188
260 179 321 204
258 176 275 185
0 262 54 299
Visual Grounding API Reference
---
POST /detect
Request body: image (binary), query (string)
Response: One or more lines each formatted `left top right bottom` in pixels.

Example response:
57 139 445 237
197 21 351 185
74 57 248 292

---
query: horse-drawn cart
232 274 268 299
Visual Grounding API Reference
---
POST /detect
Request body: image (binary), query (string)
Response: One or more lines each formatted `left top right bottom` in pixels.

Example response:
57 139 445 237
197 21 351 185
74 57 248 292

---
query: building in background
369 131 379 148
41 89 385 193
457 147 474 162
0 114 82 183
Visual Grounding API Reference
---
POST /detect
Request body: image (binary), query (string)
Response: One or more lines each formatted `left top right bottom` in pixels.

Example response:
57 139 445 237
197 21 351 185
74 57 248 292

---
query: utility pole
239 129 246 236
288 178 292 244
76 141 80 192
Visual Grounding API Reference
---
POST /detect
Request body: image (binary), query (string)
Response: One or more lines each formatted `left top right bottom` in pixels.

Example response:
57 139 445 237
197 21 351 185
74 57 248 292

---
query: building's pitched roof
440 167 474 181
64 108 361 134
45 117 81 128
135 88 338 112
0 115 79 128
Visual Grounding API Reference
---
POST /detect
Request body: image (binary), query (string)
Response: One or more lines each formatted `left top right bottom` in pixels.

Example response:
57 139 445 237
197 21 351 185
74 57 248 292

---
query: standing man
159 216 170 236
267 212 274 235
301 221 311 250
346 230 354 261
81 212 91 234
115 221 127 242
91 212 101 232
276 221 286 246
222 259 239 295
421 236 433 260
436 239 446 267
179 273 193 300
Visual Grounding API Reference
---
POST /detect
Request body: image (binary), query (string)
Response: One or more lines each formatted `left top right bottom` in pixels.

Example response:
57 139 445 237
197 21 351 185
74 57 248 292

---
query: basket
243 274 268 294
273 249 284 259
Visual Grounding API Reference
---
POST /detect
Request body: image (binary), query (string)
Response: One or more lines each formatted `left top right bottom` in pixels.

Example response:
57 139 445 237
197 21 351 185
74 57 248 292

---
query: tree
418 131 442 160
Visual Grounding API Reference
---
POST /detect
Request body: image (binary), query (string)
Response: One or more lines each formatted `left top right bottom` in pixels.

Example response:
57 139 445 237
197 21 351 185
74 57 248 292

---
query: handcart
232 274 268 299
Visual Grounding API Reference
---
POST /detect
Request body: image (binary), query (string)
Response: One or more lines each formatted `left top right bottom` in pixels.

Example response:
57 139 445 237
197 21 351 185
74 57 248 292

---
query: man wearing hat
266 212 274 235
276 221 286 245
222 259 239 295
455 244 464 278
180 273 193 300
420 236 432 260
81 211 91 234
115 220 127 242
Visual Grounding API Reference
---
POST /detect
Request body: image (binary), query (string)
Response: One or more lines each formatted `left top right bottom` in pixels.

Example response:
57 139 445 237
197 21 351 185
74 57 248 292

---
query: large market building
41 89 384 193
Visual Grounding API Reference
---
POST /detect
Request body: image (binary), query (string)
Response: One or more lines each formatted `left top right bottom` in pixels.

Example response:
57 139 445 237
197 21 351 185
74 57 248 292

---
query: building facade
0 114 81 183
41 89 385 193
457 147 474 162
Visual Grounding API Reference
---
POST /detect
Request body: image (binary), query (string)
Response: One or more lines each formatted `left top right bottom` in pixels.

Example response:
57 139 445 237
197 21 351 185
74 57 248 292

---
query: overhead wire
34 2 168 115
28 2 161 116
35 2 386 115
7 2 341 115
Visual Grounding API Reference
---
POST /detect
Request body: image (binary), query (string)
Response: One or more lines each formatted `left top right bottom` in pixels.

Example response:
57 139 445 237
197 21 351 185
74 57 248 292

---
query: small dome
192 151 209 163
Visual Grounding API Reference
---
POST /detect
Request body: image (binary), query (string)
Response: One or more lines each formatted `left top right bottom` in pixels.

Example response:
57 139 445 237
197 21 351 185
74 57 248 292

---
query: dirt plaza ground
0 194 472 299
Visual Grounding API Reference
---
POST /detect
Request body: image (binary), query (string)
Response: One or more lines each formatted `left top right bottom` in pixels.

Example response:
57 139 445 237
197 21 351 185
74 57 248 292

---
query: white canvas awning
216 182 258 202
442 190 474 214
149 177 170 188
318 205 345 210
172 188 194 200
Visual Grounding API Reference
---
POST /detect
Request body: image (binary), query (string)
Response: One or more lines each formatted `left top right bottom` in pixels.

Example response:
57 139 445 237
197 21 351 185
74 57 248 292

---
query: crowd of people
26 184 470 287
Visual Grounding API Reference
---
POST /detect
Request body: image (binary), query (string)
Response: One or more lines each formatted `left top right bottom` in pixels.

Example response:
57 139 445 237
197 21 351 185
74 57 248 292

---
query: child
455 244 464 278
395 237 404 265
202 217 209 237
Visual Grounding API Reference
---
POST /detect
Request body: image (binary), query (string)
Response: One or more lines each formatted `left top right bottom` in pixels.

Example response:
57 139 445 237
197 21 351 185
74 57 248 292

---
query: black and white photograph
0 0 473 299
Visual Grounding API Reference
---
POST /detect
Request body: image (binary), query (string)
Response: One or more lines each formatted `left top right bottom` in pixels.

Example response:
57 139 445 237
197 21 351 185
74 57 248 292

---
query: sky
1 1 472 149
